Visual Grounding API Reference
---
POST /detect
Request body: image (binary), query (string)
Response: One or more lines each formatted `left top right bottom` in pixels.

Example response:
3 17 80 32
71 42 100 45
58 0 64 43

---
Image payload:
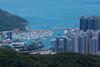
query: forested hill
0 9 28 31
0 48 100 67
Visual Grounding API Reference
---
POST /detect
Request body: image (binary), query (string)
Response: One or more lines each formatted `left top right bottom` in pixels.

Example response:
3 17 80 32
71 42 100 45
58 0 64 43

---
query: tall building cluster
52 16 100 55
80 16 100 31
52 29 100 55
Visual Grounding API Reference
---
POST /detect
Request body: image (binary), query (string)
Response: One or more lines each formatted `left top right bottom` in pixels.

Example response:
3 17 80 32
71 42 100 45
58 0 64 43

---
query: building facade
80 16 100 31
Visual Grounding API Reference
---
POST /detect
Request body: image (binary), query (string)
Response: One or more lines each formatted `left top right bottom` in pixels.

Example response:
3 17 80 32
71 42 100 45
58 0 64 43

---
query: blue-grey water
0 0 100 30
0 0 100 48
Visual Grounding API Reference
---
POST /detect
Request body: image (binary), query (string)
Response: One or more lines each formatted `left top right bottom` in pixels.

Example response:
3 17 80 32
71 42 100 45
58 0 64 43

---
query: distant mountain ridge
0 9 28 31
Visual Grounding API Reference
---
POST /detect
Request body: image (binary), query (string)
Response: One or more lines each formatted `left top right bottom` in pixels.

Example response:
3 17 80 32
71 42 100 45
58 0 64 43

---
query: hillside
0 48 100 67
0 9 28 31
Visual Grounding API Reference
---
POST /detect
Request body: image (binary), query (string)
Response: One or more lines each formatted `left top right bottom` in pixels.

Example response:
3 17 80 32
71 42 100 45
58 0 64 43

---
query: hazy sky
0 0 100 17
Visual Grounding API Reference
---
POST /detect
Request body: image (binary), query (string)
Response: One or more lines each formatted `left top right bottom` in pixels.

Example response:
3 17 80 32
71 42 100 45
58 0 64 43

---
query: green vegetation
0 48 100 67
0 9 28 31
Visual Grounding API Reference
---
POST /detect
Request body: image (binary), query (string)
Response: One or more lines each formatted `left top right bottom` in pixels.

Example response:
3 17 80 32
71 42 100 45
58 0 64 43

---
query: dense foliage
0 48 100 67
0 9 28 31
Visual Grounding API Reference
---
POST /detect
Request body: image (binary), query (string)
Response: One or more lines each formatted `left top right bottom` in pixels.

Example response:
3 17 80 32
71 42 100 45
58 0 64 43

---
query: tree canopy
0 48 100 67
